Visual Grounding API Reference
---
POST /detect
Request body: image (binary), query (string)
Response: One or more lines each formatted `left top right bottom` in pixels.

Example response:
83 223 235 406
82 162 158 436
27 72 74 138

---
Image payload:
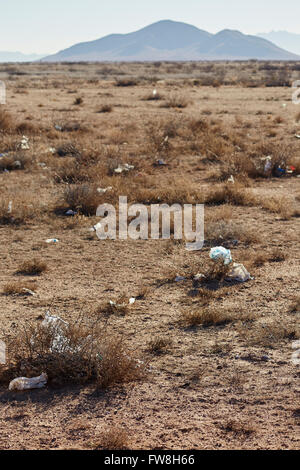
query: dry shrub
3 281 37 296
90 426 129 450
97 104 113 113
221 419 256 437
115 78 139 87
96 337 145 390
238 322 299 348
179 308 234 328
289 296 300 314
142 92 164 101
160 94 189 109
0 319 145 389
205 183 256 207
53 160 90 184
56 143 82 158
96 296 130 318
205 219 259 246
0 108 14 133
73 96 83 105
16 259 47 276
0 196 37 225
147 337 172 355
259 195 294 219
0 152 31 172
63 184 101 216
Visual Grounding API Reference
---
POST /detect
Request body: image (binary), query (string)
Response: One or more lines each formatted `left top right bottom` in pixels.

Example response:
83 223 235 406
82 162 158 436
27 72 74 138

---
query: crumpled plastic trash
210 247 232 265
20 136 29 150
114 163 135 174
97 186 113 194
226 263 252 283
41 311 70 353
45 238 59 243
227 175 235 184
9 372 47 391
65 210 77 216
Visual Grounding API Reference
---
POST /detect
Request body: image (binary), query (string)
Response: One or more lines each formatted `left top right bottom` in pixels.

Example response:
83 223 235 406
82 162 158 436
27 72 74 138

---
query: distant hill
258 31 300 56
42 20 299 62
0 51 45 62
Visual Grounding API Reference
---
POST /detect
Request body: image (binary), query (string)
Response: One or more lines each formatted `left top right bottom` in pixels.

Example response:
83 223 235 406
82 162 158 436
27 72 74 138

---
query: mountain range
257 31 300 56
42 20 299 62
0 51 45 62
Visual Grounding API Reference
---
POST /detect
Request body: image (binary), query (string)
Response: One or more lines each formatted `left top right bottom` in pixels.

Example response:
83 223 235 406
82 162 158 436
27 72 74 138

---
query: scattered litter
129 297 136 305
42 311 71 354
210 246 232 265
226 263 253 283
193 273 205 282
49 147 56 154
38 162 47 169
22 288 36 296
175 276 186 282
227 175 235 184
20 136 29 150
45 238 59 244
274 167 286 177
282 103 287 108
97 186 113 194
114 163 135 174
90 222 102 232
153 89 157 96
7 201 13 214
154 159 167 167
65 209 77 216
262 156 272 175
13 160 22 169
9 372 47 391
54 124 63 132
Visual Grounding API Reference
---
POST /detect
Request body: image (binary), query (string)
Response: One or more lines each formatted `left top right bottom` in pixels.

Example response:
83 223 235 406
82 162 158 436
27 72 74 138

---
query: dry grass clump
3 281 37 296
0 152 31 172
205 183 256 207
96 337 146 390
160 94 189 109
89 426 129 450
73 96 83 105
238 322 299 348
246 248 286 268
115 78 139 87
95 296 130 318
97 104 113 113
56 143 82 158
179 308 235 328
147 337 172 355
0 108 14 133
205 219 259 246
289 296 300 314
63 184 101 216
142 91 164 101
0 319 145 389
16 259 47 276
0 197 37 225
259 195 294 220
221 419 257 437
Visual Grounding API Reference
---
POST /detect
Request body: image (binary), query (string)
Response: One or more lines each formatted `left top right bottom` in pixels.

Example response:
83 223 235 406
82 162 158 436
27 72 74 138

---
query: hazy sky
1 0 299 54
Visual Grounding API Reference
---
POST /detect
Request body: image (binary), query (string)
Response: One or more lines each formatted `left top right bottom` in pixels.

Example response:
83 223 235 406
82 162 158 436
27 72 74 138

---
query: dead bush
63 184 101 216
0 319 145 389
179 308 234 328
161 94 189 109
16 259 47 276
90 426 129 450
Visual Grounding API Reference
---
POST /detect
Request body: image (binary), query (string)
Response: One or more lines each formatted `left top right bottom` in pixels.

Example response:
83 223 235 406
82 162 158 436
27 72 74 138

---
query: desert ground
0 61 299 450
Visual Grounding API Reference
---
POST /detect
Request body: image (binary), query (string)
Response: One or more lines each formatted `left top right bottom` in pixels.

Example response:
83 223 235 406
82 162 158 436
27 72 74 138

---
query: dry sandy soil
0 62 299 450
